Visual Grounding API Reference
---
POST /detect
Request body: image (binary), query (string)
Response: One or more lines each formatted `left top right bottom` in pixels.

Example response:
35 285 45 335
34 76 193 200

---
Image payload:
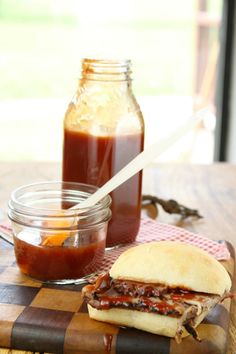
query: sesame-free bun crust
110 241 231 296
88 305 207 339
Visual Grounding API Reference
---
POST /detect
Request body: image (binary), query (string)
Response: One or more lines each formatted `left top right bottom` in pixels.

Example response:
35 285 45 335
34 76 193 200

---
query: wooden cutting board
0 237 234 354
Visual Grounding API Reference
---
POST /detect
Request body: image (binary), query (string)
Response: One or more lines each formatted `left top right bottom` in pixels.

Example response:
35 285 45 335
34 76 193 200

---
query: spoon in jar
72 108 210 210
0 109 209 247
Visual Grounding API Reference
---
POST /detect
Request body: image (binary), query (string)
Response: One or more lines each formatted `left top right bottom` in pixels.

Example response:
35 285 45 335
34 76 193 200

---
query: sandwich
82 241 232 342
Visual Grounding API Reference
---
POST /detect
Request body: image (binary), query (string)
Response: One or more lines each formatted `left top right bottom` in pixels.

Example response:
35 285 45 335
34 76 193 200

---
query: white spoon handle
74 109 208 209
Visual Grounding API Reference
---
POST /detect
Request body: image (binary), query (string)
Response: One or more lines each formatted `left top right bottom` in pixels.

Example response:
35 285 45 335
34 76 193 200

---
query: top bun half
110 241 231 296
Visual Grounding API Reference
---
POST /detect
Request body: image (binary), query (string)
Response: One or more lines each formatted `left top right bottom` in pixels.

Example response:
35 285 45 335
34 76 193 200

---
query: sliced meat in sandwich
82 241 232 342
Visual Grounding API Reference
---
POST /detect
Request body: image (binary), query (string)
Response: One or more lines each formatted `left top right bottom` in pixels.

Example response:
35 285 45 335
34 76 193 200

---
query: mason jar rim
82 58 131 67
8 181 111 219
81 58 132 81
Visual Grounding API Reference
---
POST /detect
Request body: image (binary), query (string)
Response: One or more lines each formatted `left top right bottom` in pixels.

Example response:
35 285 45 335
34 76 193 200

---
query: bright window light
0 0 223 163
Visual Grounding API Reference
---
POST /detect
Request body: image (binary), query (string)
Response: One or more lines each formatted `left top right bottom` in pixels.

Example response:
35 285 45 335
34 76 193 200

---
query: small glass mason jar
63 58 144 247
8 181 111 284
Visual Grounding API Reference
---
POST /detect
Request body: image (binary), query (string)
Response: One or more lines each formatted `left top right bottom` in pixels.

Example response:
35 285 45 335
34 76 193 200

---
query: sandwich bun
110 241 231 296
88 304 208 339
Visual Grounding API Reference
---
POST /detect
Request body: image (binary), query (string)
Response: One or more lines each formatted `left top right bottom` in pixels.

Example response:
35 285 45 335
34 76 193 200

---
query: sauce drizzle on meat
83 273 220 317
82 272 230 343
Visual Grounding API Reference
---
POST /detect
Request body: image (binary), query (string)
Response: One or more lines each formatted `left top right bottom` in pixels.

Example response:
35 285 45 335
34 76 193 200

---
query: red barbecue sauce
63 129 144 247
99 295 177 314
14 235 105 281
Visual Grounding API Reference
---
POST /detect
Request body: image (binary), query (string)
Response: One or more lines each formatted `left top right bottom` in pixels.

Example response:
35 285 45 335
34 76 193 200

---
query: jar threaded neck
81 58 132 81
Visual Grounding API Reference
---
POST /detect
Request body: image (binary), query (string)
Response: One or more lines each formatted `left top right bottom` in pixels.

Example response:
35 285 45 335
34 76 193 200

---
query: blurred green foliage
0 0 222 99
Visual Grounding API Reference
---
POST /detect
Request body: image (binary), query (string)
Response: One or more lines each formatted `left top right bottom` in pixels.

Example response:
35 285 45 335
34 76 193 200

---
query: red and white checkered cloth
97 217 230 274
0 218 230 276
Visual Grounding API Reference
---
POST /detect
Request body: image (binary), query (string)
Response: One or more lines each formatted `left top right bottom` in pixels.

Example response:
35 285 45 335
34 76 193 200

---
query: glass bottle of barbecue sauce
62 59 144 247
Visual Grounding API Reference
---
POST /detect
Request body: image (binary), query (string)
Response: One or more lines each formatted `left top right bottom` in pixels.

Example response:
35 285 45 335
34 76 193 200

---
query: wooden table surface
0 161 235 354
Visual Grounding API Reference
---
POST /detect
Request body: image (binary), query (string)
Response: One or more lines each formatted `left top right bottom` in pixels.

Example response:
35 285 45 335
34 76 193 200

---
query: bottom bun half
87 305 207 339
